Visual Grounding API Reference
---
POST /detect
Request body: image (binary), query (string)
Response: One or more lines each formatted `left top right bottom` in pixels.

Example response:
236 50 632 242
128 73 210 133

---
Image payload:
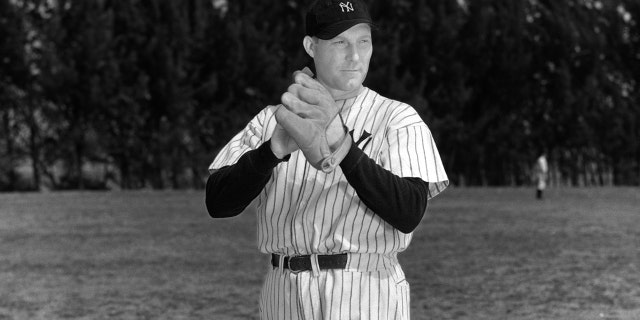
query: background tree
0 0 637 190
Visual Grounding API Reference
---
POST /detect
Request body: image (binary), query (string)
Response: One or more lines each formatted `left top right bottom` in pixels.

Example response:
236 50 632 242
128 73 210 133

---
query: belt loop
279 254 286 273
310 254 321 277
345 253 351 270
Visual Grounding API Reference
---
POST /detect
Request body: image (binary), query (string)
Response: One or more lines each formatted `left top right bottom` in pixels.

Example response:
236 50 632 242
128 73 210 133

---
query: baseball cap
306 0 373 40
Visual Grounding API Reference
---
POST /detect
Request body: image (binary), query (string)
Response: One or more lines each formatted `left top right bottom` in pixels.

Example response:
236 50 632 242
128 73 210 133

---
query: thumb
293 67 314 78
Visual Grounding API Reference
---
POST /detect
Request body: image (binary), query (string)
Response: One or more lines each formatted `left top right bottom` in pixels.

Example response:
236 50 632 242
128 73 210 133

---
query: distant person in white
534 152 548 199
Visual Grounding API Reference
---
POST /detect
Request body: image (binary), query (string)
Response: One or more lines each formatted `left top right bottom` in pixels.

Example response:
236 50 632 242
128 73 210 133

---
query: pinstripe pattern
260 265 410 320
210 88 448 319
210 88 448 257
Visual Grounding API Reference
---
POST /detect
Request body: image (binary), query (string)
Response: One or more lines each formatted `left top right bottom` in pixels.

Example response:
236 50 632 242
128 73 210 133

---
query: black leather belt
271 253 348 273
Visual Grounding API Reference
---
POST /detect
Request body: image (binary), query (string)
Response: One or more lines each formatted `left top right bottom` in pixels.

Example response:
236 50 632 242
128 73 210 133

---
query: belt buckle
287 256 304 274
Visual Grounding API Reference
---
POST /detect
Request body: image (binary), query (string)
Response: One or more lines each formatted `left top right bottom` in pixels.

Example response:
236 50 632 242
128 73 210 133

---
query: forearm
206 140 285 218
339 142 430 233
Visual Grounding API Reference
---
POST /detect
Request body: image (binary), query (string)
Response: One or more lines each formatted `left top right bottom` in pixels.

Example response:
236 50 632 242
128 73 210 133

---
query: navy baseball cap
306 0 373 40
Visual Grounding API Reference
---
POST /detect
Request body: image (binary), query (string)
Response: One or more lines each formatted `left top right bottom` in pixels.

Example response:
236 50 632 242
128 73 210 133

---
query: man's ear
303 36 315 58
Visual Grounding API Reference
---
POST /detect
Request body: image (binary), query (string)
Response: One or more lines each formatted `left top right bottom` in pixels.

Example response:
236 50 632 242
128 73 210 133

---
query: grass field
0 187 639 320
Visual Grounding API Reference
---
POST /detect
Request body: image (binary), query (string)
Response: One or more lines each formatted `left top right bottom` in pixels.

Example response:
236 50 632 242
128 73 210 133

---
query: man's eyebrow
332 34 371 42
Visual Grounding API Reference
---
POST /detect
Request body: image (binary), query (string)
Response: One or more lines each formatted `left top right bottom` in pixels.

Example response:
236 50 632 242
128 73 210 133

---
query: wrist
328 131 347 151
326 113 348 150
269 139 290 160
321 134 352 173
320 115 352 173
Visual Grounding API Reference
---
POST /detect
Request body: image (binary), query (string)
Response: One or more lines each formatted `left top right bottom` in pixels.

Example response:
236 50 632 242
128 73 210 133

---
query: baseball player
206 1 448 319
534 152 548 199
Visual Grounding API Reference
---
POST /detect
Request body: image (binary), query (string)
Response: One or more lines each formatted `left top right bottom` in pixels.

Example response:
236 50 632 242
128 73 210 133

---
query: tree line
0 0 638 191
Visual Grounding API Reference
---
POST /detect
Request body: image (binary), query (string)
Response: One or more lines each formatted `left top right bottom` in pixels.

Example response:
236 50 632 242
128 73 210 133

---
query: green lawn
0 188 639 319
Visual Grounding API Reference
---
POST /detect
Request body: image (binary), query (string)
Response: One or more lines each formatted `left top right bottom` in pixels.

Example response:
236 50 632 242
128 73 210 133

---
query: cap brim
315 19 374 40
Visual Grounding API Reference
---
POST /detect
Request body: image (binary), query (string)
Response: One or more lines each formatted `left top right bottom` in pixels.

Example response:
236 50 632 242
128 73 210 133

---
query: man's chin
341 78 364 91
331 82 363 100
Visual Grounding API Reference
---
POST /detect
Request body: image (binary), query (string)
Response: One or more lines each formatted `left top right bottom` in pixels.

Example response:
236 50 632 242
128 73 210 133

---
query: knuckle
301 67 313 76
280 93 292 107
281 92 293 101
294 72 308 83
287 84 302 96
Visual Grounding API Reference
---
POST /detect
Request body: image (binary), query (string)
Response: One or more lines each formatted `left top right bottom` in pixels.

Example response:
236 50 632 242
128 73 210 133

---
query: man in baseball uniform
206 0 448 319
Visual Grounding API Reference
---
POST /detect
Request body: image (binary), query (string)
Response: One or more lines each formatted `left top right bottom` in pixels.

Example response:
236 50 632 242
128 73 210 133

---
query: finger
281 92 326 119
292 67 314 78
274 105 313 141
293 72 327 92
296 88 335 115
287 83 334 111
287 84 324 105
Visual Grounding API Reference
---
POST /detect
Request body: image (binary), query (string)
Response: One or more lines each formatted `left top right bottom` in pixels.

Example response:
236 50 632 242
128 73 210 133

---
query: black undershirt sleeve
339 140 430 234
205 140 286 218
207 137 430 233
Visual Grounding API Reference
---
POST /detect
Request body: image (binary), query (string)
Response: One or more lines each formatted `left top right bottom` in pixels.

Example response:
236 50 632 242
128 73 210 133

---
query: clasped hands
270 68 351 173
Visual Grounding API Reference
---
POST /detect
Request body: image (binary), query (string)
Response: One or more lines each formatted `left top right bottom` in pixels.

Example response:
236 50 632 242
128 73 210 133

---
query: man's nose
346 44 360 62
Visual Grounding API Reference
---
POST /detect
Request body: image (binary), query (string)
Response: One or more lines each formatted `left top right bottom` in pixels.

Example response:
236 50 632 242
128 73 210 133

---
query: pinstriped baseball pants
259 266 410 320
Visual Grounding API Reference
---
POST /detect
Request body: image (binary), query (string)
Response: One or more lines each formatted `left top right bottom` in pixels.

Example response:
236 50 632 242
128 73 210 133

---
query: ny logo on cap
339 2 354 13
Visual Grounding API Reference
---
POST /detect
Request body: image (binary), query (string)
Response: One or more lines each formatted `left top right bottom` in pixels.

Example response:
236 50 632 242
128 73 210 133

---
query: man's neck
328 86 364 101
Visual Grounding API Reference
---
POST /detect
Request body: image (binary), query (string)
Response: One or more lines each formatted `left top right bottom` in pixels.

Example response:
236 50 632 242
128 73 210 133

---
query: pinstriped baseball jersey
209 87 448 263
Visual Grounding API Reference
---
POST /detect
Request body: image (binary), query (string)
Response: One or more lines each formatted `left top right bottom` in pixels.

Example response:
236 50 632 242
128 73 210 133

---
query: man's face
306 23 373 97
